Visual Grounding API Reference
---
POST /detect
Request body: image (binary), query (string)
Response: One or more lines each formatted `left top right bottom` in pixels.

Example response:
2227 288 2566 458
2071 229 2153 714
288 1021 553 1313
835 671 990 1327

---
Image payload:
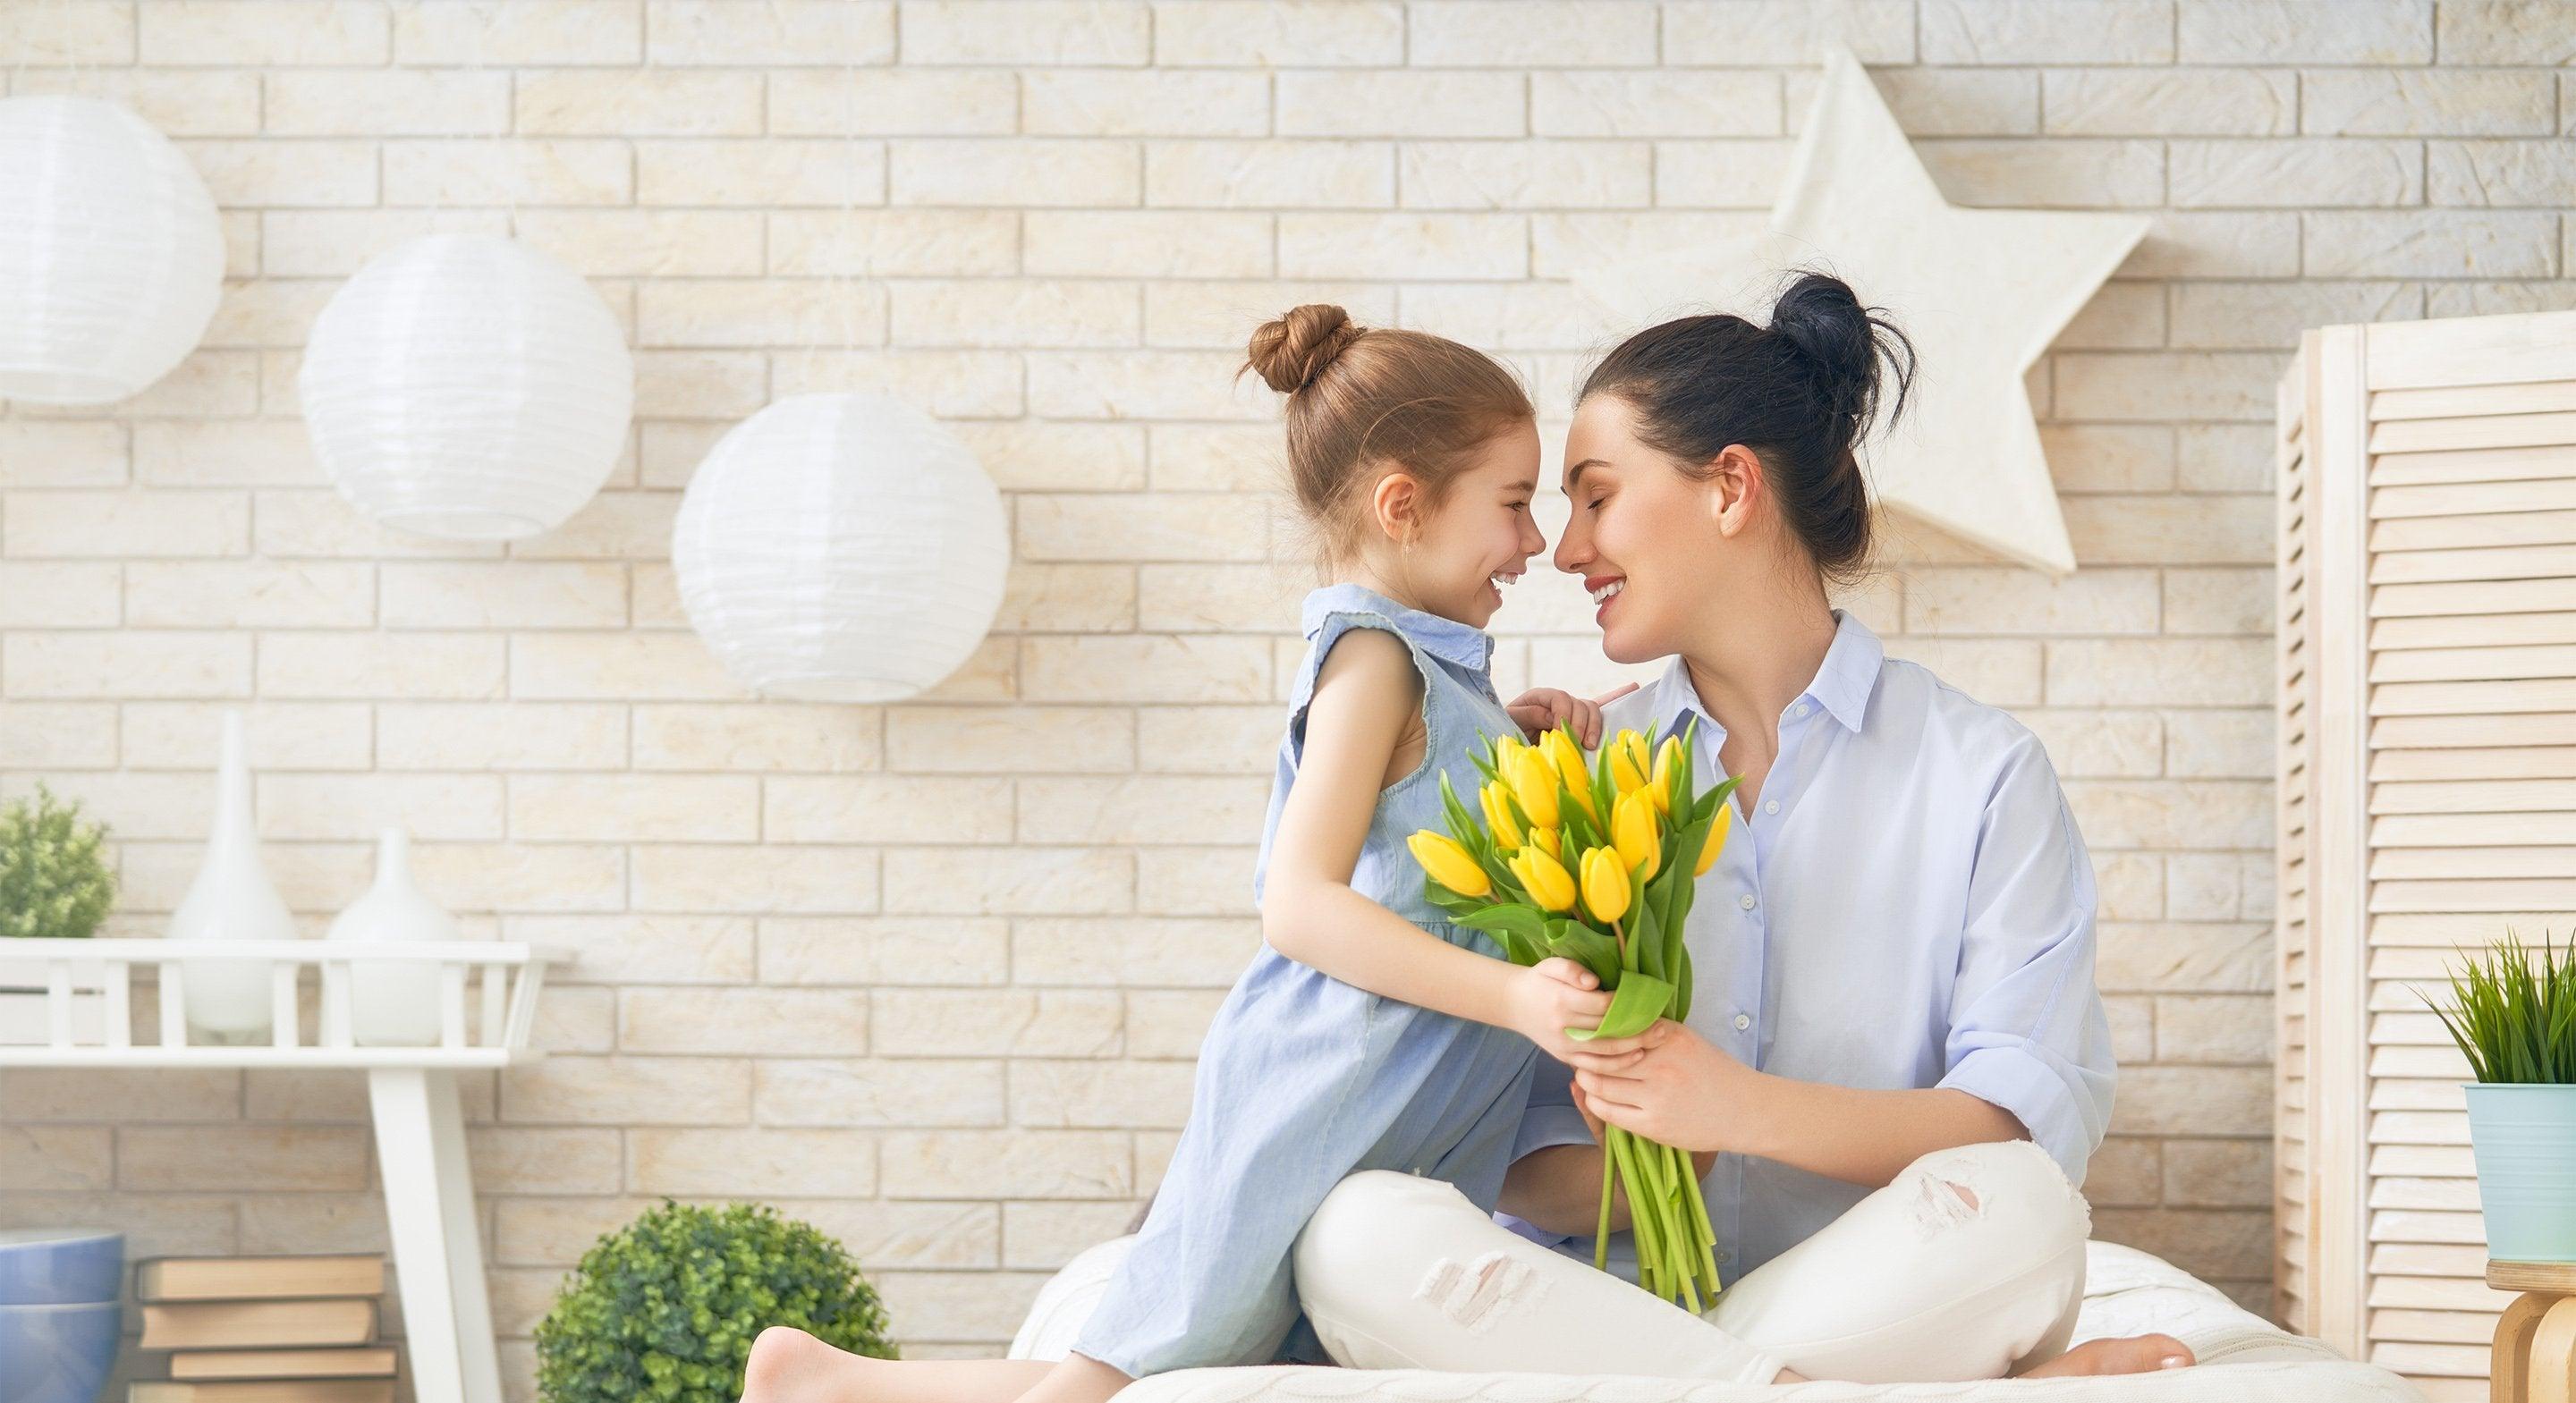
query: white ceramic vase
167 709 294 1041
326 828 457 1047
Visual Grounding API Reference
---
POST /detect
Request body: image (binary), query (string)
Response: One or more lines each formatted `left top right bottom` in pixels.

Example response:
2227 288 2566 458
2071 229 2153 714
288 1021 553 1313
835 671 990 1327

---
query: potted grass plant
0 783 118 1046
2426 932 2576 1262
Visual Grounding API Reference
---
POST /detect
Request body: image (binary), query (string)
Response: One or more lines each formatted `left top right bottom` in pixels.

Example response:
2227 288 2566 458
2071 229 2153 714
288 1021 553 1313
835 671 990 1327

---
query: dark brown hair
1579 271 1915 584
1247 305 1533 567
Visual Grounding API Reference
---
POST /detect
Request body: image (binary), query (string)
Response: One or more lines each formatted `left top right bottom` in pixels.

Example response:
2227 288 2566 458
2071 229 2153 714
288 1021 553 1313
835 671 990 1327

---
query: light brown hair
1245 305 1533 569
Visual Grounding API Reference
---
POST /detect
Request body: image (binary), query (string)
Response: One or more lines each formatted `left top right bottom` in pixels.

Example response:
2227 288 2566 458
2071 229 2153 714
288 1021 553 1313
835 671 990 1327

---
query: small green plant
536 1200 895 1403
0 782 117 941
2425 931 2576 1085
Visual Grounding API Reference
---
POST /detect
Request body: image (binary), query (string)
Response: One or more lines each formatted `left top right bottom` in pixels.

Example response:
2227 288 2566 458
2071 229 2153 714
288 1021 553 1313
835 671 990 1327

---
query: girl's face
1405 419 1546 628
1552 394 1741 663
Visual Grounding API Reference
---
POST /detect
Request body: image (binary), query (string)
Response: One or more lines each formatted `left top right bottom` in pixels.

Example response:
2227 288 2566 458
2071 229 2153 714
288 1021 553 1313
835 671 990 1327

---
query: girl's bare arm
1259 630 1620 1057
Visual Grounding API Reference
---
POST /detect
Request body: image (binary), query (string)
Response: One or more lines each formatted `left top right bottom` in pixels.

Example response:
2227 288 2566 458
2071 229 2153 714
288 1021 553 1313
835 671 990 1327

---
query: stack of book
129 1255 397 1403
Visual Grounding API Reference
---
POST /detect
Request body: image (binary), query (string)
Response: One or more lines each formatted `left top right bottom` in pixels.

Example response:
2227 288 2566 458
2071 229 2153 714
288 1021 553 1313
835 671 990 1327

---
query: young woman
1288 273 2198 1384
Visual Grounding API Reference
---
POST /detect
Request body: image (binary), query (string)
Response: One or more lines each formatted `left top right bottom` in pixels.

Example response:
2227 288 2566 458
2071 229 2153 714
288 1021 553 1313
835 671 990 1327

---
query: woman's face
1552 394 1738 664
1412 418 1546 629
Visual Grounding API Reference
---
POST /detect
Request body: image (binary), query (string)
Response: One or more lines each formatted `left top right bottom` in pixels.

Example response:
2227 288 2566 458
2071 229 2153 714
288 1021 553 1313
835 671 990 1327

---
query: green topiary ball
535 1201 896 1403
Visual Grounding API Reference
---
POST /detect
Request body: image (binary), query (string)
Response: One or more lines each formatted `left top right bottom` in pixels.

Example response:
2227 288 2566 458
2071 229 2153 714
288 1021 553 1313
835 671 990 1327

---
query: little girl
740 307 1651 1403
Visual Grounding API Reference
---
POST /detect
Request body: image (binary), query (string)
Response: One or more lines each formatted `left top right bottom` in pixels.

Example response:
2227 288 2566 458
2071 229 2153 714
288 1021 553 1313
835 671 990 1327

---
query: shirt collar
1300 582 1496 674
1646 609 1884 739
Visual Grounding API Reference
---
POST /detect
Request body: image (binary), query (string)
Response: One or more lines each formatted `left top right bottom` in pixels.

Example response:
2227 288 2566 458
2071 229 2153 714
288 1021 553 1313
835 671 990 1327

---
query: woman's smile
1585 573 1626 625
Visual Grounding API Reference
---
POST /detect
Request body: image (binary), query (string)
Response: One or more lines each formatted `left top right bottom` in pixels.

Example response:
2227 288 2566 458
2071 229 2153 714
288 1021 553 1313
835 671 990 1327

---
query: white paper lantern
674 393 1010 703
300 233 633 540
0 97 225 405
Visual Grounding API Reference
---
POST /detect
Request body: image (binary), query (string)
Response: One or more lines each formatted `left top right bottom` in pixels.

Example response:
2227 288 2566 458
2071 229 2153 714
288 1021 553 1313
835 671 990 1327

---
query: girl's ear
1369 468 1424 544
1703 444 1764 539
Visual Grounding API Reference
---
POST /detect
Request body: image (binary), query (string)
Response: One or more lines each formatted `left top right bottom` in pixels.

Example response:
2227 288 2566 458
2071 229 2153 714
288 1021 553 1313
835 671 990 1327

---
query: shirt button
1738 892 1756 910
1791 702 1809 720
1733 1013 1751 1031
1763 799 1779 815
1714 1250 1732 1265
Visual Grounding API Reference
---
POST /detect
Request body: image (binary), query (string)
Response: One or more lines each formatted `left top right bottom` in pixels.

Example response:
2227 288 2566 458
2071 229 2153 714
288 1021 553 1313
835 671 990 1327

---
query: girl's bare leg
740 1328 1131 1403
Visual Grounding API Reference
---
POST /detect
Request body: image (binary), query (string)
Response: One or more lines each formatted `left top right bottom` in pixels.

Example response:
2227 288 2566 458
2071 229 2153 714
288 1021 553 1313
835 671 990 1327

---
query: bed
1009 1237 2425 1402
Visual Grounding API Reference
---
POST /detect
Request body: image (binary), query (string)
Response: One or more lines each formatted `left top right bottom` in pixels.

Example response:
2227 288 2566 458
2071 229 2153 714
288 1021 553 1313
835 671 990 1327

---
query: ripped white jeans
1290 1138 2091 1386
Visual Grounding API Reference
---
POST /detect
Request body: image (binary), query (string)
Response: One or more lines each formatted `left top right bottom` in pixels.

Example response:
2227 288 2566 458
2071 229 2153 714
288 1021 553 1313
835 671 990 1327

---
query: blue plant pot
0 1230 123 1307
2465 1084 2576 1263
0 1301 121 1403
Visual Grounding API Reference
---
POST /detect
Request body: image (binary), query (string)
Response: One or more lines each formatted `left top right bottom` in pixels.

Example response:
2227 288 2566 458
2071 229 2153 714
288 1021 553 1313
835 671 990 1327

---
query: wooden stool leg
2530 1297 2576 1403
2499 1294 2555 1403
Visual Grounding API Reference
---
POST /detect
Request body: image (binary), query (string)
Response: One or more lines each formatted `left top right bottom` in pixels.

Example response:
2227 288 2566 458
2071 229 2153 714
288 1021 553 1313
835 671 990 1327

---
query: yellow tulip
1508 846 1577 913
1580 845 1630 925
1648 736 1685 816
1479 782 1524 850
1538 730 1597 823
1526 824 1560 859
1694 800 1733 877
1608 730 1652 794
1409 831 1490 899
1541 728 1586 786
1612 790 1661 881
1504 746 1560 828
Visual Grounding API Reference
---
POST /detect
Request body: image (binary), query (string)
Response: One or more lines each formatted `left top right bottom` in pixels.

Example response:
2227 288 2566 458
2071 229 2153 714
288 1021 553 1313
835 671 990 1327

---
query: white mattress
1011 1238 2425 1403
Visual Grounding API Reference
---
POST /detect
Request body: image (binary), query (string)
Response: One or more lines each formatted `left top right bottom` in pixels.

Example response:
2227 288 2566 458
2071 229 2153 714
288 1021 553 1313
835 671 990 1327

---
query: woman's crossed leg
1292 1139 2195 1386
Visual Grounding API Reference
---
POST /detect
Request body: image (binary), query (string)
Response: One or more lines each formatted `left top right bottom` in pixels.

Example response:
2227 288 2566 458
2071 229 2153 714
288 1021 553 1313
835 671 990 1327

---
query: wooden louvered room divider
2275 307 2576 1401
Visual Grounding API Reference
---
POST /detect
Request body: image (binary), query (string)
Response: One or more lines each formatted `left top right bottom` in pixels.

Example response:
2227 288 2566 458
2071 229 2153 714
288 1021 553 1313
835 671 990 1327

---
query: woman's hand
1572 1020 1750 1154
1507 959 1657 1062
1505 682 1638 747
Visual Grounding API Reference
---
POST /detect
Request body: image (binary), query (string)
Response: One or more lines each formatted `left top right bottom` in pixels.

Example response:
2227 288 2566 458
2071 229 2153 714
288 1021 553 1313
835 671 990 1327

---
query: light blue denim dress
1070 581 1542 1376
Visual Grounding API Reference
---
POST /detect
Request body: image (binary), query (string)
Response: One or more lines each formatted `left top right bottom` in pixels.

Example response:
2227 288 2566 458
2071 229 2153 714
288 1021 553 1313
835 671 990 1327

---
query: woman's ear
1369 469 1423 544
1704 444 1765 538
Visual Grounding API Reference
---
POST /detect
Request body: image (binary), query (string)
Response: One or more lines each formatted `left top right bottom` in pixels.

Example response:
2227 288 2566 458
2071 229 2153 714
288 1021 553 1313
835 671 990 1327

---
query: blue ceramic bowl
0 1300 121 1403
0 1230 123 1306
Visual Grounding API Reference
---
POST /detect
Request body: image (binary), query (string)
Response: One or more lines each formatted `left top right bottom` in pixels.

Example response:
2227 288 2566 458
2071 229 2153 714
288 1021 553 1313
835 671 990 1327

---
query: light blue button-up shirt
1507 610 2115 1284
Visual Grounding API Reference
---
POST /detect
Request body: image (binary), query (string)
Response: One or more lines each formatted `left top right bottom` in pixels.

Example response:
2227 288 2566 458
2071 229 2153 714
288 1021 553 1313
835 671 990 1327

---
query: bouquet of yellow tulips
1407 719 1737 1310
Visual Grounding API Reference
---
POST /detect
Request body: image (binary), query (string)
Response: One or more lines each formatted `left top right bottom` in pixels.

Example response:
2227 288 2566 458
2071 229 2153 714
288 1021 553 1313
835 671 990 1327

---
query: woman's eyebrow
1563 458 1611 493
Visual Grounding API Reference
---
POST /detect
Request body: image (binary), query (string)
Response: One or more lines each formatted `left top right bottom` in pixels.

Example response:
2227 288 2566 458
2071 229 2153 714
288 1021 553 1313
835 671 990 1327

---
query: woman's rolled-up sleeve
1935 736 2116 1186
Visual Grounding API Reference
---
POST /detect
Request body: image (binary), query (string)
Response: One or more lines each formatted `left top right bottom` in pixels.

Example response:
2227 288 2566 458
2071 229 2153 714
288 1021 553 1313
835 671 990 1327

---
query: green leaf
1630 895 1664 984
1453 902 1546 944
1544 919 1621 985
1567 972 1674 1041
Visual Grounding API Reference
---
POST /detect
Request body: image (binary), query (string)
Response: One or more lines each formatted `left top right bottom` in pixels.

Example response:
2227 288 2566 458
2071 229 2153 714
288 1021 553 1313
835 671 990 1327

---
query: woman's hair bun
1248 303 1363 394
1767 271 1912 452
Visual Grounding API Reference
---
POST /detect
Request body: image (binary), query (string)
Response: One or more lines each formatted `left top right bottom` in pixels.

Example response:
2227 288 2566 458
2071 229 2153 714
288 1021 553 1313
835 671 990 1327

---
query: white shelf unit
0 938 571 1403
2275 307 2576 1403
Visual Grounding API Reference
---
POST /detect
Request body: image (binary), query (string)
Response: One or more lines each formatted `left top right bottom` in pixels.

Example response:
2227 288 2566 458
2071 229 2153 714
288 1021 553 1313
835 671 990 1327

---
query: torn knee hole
1905 1171 1987 1238
1413 1252 1540 1331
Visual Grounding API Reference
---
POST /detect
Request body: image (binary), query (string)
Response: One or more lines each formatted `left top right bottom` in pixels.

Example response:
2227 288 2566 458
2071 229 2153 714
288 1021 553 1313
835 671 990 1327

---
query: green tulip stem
1593 1146 1616 1272
1682 1146 1723 1296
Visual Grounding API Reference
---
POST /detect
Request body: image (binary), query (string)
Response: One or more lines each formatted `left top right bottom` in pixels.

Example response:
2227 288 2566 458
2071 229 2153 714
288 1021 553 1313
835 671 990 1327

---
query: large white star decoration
1575 46 2148 576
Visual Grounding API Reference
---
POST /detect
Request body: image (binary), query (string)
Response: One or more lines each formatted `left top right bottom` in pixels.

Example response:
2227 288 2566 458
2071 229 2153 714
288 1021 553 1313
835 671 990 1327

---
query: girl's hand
1505 682 1639 747
1508 959 1653 1062
1573 1021 1747 1154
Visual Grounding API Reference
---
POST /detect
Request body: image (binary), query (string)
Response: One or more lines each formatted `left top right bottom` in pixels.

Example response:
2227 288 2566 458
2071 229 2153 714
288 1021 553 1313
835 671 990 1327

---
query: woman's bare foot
741 1325 871 1403
2020 1333 2195 1377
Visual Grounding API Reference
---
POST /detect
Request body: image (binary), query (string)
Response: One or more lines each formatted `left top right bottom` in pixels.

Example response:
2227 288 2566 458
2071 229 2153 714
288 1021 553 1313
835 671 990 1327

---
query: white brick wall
2 0 2564 1386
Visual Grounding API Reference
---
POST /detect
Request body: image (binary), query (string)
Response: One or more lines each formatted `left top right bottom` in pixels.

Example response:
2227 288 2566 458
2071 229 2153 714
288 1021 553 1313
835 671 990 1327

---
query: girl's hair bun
1248 303 1364 394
